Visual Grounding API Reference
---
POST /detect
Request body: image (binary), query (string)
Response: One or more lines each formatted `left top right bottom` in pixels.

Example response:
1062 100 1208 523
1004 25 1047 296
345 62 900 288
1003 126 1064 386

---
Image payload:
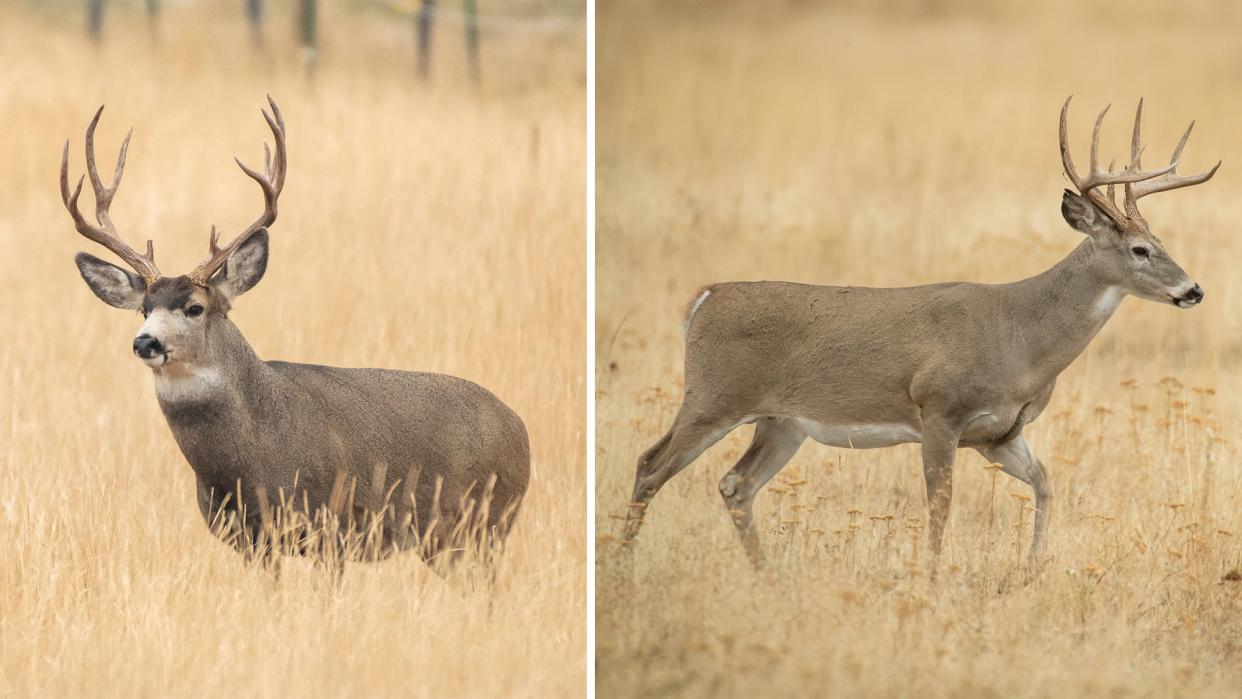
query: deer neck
153 317 270 411
1005 239 1124 382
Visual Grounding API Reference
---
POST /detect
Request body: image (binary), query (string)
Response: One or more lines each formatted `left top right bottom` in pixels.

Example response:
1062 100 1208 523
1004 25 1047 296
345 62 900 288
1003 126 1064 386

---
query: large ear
211 228 269 303
75 253 146 310
1061 190 1118 238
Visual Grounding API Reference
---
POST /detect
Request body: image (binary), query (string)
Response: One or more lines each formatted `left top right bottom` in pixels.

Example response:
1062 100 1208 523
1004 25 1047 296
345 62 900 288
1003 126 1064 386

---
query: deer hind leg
921 420 961 563
976 435 1052 564
622 412 740 542
239 519 283 583
718 417 806 569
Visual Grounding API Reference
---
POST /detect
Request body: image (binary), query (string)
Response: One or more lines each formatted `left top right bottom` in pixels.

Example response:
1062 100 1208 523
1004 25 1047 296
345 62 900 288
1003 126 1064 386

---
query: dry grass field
597 2 1242 696
0 3 583 697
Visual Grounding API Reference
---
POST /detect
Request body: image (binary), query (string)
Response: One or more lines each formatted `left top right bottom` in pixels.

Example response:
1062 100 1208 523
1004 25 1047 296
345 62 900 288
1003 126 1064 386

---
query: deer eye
185 305 205 318
1131 245 1150 258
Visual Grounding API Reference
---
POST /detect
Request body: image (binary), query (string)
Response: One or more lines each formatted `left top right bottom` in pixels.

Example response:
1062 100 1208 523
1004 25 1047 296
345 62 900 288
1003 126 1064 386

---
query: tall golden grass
0 4 583 696
597 2 1242 696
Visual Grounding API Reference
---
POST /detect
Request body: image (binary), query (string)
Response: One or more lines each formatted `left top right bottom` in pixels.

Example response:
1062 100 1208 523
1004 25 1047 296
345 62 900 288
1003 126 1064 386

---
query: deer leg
921 421 960 562
976 435 1052 563
622 413 738 542
262 547 283 583
718 417 806 568
241 532 282 582
315 554 346 588
621 432 671 541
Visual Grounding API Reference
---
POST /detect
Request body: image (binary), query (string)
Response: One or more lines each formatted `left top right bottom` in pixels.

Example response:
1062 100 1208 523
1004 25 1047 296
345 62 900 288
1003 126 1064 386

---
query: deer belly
794 419 921 449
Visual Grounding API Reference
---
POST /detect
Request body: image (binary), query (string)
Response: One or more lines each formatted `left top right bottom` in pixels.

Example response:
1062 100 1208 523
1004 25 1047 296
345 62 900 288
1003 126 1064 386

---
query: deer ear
75 253 146 310
211 229 269 302
1061 190 1117 238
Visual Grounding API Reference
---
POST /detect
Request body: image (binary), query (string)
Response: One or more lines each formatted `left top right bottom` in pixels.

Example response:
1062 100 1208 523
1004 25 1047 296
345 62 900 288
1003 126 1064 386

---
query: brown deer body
66 99 529 570
623 98 1218 569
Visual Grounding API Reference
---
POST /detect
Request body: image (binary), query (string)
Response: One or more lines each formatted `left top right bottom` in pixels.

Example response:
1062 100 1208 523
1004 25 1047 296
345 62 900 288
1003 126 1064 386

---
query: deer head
1058 96 1218 309
65 97 286 371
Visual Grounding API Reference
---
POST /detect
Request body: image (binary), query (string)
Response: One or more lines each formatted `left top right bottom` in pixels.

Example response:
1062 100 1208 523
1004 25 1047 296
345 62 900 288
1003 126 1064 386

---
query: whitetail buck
623 97 1218 568
65 98 529 571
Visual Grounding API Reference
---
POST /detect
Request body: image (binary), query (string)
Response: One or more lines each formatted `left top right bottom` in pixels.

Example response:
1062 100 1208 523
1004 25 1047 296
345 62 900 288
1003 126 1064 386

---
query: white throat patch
1093 286 1124 320
154 367 224 403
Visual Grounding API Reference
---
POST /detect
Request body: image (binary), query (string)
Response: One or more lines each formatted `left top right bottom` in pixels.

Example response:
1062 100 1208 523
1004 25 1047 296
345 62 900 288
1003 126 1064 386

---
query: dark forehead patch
143 276 199 313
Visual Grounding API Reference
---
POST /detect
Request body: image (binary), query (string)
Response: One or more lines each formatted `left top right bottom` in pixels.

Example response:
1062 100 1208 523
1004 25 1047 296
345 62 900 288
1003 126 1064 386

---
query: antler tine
266 94 288 190
85 108 123 197
1089 103 1108 175
1123 99 1145 218
60 106 160 283
1126 116 1221 205
1058 96 1082 189
189 96 287 285
1170 120 1194 166
1059 96 1178 223
60 140 77 207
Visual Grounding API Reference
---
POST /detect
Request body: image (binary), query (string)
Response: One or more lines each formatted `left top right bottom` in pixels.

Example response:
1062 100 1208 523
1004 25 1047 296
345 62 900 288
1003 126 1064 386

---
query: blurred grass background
597 1 1242 696
0 1 584 696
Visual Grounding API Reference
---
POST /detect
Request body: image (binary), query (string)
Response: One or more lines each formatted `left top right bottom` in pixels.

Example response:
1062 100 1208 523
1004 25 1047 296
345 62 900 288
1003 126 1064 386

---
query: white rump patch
684 289 711 336
794 419 921 449
155 367 224 403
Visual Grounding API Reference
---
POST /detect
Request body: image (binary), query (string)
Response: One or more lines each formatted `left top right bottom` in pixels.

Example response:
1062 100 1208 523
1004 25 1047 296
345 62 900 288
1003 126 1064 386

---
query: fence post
464 0 480 83
246 0 265 49
297 0 318 75
416 0 434 80
146 0 160 43
87 0 105 42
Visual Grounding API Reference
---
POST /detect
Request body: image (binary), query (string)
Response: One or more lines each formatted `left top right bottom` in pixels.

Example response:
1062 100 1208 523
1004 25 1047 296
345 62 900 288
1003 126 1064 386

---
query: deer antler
1122 99 1221 219
1058 96 1176 225
188 95 287 285
60 106 161 283
1060 96 1219 225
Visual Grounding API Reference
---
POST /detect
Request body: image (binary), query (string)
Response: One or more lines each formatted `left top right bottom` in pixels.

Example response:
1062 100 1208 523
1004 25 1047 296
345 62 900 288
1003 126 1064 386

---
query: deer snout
133 334 166 359
1174 284 1204 308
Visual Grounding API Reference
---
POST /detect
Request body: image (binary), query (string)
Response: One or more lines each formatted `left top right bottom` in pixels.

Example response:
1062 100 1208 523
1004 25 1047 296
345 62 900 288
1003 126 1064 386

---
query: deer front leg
976 435 1052 563
921 420 960 562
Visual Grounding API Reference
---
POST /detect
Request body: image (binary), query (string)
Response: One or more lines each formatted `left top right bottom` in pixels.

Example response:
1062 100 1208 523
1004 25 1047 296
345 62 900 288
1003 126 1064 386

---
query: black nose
1186 285 1204 302
133 334 165 359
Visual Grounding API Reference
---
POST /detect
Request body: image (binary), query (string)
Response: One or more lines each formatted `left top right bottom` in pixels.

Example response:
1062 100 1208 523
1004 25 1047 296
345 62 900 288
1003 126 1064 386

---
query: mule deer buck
622 97 1217 569
65 98 529 572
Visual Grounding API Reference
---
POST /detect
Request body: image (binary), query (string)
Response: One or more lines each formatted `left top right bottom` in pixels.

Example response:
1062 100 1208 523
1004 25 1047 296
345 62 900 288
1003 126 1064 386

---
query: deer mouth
139 351 172 368
1170 285 1205 309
